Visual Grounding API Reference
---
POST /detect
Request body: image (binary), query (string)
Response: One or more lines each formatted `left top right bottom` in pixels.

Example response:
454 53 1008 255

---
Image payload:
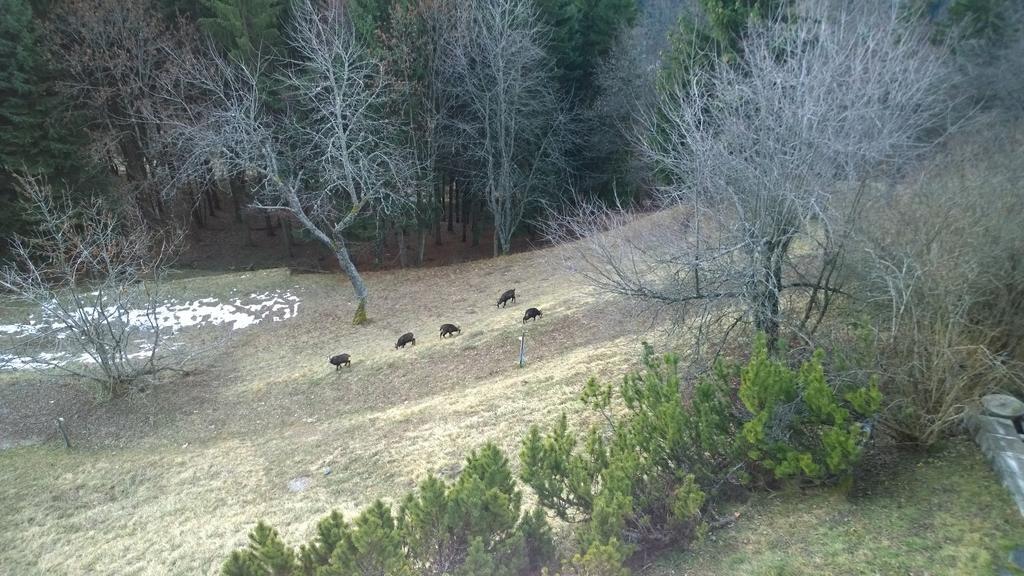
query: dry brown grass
0 243 653 575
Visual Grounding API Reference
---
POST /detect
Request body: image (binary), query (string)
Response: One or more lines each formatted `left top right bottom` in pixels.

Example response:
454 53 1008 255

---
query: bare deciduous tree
0 175 179 400
440 0 571 256
47 0 202 221
165 0 418 324
549 1 954 355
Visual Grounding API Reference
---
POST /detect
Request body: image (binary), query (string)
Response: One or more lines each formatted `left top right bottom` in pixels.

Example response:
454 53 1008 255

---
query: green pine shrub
520 339 880 572
222 521 298 576
398 443 554 576
222 443 555 576
738 335 881 481
520 344 745 569
558 540 631 576
224 340 879 576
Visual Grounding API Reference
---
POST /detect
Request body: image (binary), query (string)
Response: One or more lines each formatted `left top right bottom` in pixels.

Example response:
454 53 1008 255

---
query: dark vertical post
434 173 444 245
518 330 526 368
55 417 71 449
447 178 455 232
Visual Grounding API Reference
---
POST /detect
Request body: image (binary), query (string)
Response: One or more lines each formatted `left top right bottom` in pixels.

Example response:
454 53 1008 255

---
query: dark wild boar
329 354 351 369
497 288 516 308
523 307 542 323
439 323 461 338
396 332 416 349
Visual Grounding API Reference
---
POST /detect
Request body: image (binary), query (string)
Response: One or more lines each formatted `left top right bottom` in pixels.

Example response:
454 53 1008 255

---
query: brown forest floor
177 203 541 273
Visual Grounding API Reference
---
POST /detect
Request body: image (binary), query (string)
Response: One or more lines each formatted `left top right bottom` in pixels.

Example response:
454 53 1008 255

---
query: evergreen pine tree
660 0 791 88
534 0 582 95
347 0 395 50
535 0 638 103
199 0 285 64
0 0 90 247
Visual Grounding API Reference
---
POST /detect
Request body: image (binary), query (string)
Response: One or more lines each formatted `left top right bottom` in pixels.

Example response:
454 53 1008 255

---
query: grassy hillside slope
1 244 1021 575
0 248 647 575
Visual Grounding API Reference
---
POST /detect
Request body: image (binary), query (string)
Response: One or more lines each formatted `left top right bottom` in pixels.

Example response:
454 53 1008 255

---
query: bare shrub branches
0 175 180 400
855 121 1024 444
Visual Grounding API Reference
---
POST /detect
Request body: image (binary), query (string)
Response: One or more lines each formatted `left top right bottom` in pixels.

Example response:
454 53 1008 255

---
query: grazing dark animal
497 288 516 308
439 323 461 338
523 307 542 323
396 332 416 349
329 354 351 369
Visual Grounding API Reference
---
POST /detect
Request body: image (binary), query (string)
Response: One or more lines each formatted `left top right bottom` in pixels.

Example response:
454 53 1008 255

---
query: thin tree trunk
454 179 461 225
229 172 245 224
461 189 468 243
415 188 426 266
375 213 386 269
283 217 293 258
398 226 408 268
119 135 147 183
434 172 443 246
191 182 205 229
281 185 370 325
418 229 426 266
471 196 481 248
335 243 369 325
210 184 222 211
154 191 165 220
447 179 455 233
754 241 786 353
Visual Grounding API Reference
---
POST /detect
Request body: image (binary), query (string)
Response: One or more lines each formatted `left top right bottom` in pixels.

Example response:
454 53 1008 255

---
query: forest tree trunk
434 173 443 246
398 227 408 268
461 188 468 243
283 217 293 258
754 240 787 353
229 172 246 224
335 243 369 325
447 179 454 232
191 182 205 229
374 213 386 269
471 197 481 248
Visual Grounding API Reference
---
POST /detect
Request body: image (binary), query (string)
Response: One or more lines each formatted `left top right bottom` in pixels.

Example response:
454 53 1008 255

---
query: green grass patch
647 440 1024 575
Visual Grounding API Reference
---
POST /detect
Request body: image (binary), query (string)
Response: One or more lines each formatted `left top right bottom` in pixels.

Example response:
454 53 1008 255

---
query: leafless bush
855 120 1024 445
548 1 955 360
0 175 180 400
